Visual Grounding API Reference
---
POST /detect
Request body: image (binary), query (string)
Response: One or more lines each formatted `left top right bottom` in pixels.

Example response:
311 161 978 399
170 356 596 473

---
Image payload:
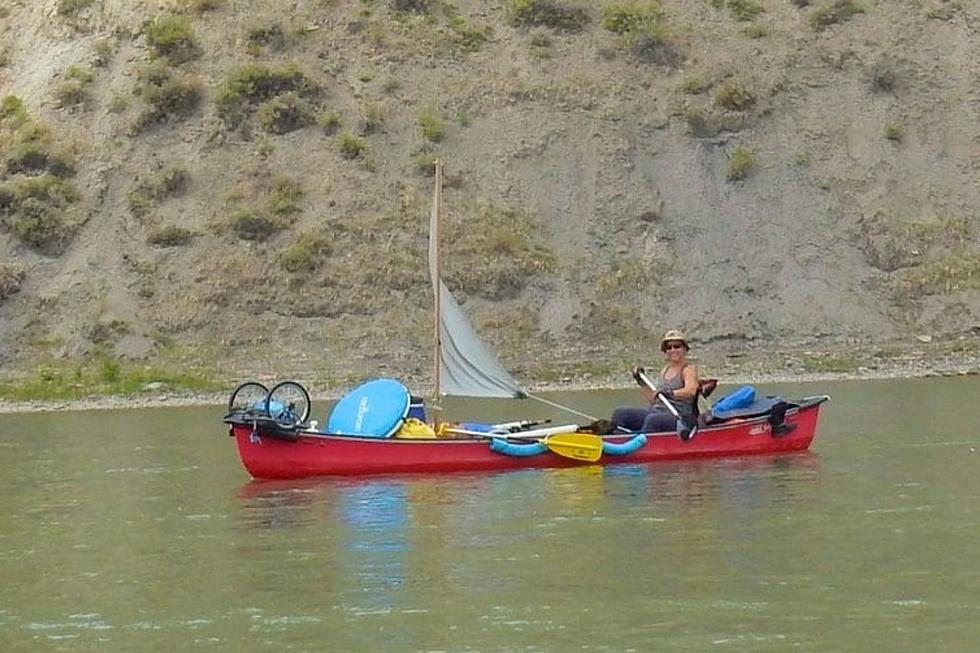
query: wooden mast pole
432 160 444 422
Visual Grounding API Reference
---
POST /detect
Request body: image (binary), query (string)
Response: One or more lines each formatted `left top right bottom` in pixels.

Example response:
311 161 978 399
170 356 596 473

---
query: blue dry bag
712 385 756 413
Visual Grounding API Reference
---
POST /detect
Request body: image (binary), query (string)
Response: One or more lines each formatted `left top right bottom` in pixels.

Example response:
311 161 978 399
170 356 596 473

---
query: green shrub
507 0 590 32
528 28 554 57
413 147 439 175
56 0 94 16
726 145 753 181
217 63 314 127
5 143 74 177
810 0 865 31
684 107 744 137
727 0 764 21
391 0 431 12
871 57 897 92
680 74 711 94
9 174 78 205
128 166 189 215
50 66 93 109
11 205 71 252
360 101 386 135
884 123 904 142
98 355 121 383
266 177 303 216
220 175 302 241
337 131 365 159
144 14 199 63
280 233 331 272
245 22 287 53
1 95 28 126
419 107 446 142
601 1 666 46
256 92 316 134
132 63 202 131
227 209 283 241
318 110 341 135
174 0 224 13
92 38 115 66
449 16 490 51
65 65 94 83
147 225 194 247
52 80 88 109
0 264 25 301
714 78 755 111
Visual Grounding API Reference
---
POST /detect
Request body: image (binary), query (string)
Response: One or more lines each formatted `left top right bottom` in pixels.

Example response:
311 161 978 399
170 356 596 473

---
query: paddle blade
543 433 603 462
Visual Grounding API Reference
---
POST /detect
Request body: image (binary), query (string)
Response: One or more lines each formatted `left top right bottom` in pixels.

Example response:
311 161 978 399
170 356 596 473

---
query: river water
1 377 978 652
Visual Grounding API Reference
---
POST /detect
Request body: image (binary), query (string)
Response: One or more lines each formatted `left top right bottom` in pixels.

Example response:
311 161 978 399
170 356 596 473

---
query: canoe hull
228 400 826 479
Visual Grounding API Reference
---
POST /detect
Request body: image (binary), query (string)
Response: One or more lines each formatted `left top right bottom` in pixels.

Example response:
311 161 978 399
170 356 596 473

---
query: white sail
428 164 525 399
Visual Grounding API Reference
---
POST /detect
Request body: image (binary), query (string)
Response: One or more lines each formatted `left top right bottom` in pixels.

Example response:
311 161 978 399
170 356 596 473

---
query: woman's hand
631 366 647 386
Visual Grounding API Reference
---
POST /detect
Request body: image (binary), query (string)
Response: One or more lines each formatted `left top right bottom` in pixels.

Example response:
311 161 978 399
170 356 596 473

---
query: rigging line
525 392 600 422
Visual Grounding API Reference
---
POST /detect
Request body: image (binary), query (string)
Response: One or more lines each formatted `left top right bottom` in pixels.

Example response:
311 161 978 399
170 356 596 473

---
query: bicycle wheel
266 381 311 425
228 381 269 414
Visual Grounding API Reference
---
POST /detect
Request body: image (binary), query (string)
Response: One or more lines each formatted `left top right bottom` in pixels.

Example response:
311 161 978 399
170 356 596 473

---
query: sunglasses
664 343 686 351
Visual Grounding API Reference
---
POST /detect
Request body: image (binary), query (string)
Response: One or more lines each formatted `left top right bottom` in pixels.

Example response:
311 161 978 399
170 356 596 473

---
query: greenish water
1 377 978 652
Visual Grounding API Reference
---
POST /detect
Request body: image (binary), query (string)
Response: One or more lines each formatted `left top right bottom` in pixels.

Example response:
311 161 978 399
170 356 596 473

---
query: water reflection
233 453 823 614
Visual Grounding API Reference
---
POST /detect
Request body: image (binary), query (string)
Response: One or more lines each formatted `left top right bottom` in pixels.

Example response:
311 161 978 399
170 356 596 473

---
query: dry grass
714 78 755 111
444 202 556 300
147 225 194 247
128 165 189 216
0 263 25 301
507 0 590 32
810 0 866 31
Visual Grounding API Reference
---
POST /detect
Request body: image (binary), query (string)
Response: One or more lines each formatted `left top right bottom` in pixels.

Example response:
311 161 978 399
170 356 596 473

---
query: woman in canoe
610 329 700 440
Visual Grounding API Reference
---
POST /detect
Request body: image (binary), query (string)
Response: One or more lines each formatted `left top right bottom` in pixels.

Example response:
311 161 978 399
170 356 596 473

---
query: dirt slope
0 0 977 390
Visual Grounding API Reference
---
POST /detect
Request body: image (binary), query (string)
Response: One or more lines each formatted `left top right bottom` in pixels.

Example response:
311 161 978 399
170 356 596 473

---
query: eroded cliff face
0 0 977 385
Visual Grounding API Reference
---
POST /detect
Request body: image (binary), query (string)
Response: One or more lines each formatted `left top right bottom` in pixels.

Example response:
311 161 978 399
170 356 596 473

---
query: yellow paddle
540 433 603 462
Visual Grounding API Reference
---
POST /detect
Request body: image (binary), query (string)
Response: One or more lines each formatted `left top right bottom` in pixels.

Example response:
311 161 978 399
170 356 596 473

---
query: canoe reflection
236 452 821 530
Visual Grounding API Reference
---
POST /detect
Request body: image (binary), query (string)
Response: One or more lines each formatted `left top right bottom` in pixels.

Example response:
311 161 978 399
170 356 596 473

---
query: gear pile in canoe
221 161 829 479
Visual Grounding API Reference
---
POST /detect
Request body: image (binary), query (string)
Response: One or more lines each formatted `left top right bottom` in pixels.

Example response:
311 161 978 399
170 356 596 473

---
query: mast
431 159 444 413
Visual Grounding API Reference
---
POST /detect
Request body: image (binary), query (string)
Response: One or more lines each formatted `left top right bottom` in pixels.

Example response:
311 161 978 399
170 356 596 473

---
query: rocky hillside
0 0 978 393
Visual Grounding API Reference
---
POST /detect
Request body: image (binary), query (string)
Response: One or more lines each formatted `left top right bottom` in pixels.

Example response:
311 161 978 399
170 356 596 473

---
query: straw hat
660 329 690 352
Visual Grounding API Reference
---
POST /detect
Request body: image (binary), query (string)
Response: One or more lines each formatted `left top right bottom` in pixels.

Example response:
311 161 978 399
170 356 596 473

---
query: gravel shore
1 350 976 414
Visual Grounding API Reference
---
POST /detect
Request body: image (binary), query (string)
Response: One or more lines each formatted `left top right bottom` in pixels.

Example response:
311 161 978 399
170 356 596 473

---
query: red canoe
225 396 828 479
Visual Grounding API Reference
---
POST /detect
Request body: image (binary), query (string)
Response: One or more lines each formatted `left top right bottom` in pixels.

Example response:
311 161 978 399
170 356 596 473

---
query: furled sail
428 163 525 399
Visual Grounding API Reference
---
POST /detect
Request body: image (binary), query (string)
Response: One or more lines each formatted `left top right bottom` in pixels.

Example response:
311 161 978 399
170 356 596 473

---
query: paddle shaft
444 424 579 439
636 371 681 417
637 370 696 439
445 425 602 462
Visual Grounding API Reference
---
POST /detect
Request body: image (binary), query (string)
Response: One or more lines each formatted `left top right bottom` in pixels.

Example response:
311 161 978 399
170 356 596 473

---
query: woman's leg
610 406 649 432
641 409 677 434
